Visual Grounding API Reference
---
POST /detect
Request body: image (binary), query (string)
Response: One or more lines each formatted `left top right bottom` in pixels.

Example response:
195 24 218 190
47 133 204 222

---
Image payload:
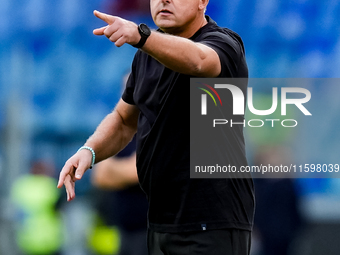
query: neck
161 15 208 38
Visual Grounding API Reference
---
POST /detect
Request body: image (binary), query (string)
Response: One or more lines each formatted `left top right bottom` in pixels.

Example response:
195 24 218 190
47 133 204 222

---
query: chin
155 18 177 29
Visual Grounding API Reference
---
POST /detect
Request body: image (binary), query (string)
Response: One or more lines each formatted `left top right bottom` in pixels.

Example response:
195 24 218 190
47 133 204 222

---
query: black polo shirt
122 16 254 233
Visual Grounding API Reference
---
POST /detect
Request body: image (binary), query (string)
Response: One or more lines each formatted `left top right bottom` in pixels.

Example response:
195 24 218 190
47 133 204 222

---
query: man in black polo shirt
58 0 254 254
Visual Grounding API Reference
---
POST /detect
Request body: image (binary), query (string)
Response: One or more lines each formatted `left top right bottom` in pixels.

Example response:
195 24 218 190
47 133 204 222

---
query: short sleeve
122 53 139 105
198 30 248 78
122 72 136 105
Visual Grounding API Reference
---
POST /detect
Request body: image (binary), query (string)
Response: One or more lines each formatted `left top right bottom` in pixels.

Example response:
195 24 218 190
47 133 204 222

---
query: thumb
94 10 115 25
74 161 89 180
93 26 108 35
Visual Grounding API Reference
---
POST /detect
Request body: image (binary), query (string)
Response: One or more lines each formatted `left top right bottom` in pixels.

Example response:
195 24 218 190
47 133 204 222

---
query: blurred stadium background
1 0 340 254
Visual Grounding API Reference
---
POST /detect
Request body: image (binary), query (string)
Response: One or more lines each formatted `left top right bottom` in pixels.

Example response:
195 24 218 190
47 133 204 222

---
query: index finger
57 163 73 188
94 10 115 25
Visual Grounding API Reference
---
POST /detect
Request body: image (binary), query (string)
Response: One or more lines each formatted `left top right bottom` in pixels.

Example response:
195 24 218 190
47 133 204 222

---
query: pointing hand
93 10 141 47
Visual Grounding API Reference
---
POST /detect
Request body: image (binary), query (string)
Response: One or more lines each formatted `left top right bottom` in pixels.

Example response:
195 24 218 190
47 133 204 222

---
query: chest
133 57 180 113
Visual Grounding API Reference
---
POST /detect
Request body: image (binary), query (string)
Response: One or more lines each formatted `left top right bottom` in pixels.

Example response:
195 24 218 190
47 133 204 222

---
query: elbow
190 53 216 77
190 56 207 77
190 47 208 76
190 44 221 77
192 64 203 77
191 61 217 77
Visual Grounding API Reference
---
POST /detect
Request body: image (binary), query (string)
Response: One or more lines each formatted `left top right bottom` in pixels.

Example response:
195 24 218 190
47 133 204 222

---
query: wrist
133 23 151 49
78 146 96 169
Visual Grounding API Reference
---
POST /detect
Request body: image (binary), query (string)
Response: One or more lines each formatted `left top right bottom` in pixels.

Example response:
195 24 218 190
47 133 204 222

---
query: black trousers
119 228 148 255
147 228 251 255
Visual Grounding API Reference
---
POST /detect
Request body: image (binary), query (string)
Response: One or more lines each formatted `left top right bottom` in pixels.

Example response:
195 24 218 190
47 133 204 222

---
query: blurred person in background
58 0 254 254
92 137 148 255
11 160 62 255
253 146 303 255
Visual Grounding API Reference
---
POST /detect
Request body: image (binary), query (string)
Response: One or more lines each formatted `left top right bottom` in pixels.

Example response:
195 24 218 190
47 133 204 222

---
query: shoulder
194 17 248 77
196 17 246 54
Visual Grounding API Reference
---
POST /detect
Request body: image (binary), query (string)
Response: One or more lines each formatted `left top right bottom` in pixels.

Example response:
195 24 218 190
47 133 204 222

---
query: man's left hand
93 10 141 47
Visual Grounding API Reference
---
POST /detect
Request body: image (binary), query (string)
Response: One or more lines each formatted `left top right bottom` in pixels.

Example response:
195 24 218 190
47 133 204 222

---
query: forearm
84 108 137 163
142 31 220 77
57 100 138 200
92 155 138 190
92 11 220 76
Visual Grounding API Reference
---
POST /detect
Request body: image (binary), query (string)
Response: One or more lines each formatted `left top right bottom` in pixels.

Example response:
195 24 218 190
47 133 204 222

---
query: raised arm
57 99 139 201
93 10 221 77
142 32 221 77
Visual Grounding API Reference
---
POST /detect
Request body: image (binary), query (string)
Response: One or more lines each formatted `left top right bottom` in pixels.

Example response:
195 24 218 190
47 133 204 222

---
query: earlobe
198 0 209 12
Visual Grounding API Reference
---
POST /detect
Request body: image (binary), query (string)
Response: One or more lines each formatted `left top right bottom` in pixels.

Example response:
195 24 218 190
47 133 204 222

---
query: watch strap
133 24 151 48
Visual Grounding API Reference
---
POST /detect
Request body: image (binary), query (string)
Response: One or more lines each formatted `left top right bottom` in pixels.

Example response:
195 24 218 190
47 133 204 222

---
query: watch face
140 24 151 36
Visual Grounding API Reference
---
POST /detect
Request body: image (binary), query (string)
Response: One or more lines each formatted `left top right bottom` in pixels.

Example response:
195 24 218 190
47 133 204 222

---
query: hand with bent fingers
57 149 93 201
93 10 141 47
